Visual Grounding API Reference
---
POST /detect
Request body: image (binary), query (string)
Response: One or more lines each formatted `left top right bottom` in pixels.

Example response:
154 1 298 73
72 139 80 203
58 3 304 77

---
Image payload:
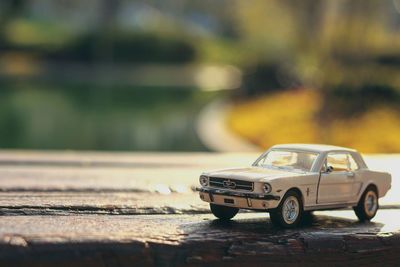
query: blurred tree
232 1 300 94
95 0 121 62
0 0 27 45
229 0 400 127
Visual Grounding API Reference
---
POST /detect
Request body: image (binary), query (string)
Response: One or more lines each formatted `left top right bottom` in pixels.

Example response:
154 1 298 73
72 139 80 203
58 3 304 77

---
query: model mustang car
198 144 391 228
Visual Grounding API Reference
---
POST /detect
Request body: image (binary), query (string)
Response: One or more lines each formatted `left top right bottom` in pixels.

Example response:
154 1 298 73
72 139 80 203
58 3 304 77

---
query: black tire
269 190 303 228
354 186 379 222
210 203 239 221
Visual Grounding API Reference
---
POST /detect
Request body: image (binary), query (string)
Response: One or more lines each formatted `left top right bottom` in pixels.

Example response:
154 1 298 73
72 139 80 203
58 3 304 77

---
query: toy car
197 144 392 228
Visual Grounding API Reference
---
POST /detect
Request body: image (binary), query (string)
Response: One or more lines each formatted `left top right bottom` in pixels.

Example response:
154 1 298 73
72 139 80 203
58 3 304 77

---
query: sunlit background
1 0 400 152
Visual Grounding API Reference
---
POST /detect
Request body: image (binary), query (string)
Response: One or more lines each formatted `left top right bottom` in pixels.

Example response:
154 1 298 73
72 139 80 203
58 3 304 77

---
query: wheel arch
357 183 379 203
282 187 304 207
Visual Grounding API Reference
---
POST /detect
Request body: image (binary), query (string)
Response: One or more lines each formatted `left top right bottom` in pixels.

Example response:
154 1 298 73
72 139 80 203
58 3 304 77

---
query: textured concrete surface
0 151 399 266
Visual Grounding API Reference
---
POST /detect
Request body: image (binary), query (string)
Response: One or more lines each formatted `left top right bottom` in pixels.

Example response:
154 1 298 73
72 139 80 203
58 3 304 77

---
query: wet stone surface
0 151 399 266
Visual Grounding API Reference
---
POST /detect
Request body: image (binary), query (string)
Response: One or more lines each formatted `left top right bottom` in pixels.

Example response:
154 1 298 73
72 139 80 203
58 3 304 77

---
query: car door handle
347 172 355 178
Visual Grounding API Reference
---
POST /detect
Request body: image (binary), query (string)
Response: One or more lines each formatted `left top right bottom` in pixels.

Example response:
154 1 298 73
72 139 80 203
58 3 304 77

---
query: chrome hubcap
282 196 299 224
364 191 378 217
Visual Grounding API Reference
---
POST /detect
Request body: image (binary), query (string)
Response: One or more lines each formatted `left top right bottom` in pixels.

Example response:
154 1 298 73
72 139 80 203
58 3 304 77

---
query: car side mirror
326 166 334 173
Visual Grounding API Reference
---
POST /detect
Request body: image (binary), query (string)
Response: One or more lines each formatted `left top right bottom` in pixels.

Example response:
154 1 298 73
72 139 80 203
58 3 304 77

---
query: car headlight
199 175 209 186
263 183 272 194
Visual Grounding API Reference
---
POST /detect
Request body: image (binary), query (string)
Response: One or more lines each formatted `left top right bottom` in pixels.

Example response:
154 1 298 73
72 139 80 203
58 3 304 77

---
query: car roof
270 143 357 153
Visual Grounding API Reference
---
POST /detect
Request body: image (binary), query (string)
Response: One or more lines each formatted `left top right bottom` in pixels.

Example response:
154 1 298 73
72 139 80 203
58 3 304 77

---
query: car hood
204 167 307 182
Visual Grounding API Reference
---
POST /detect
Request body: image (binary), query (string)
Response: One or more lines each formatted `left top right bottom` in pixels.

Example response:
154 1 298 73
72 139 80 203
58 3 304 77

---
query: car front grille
209 177 254 191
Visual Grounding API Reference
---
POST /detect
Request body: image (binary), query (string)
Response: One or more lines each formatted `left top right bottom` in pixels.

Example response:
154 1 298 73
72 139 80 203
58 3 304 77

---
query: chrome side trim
304 202 358 211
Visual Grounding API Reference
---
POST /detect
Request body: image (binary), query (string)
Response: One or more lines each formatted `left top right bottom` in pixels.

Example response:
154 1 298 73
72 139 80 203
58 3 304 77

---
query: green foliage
4 18 73 47
45 32 197 63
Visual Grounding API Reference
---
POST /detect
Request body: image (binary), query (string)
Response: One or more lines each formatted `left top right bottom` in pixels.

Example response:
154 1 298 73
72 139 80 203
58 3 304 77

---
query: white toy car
198 144 392 228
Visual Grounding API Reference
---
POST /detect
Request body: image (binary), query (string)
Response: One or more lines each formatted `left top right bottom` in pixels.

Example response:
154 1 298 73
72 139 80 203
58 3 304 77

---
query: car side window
326 153 350 172
348 154 359 170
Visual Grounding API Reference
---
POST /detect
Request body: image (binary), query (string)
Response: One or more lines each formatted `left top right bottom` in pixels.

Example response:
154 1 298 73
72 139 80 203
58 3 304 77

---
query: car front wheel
354 186 379 221
210 203 239 221
269 190 303 228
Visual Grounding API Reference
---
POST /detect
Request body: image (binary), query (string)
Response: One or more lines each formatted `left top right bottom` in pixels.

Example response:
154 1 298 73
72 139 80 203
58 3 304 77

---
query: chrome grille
209 177 254 191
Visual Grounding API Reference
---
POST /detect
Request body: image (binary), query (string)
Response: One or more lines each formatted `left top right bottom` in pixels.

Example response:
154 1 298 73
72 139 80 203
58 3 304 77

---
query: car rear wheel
269 190 303 228
210 203 239 221
354 186 379 221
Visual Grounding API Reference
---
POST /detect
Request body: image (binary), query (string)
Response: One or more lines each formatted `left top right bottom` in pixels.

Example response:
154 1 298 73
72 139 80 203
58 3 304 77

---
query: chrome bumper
196 187 281 210
196 187 280 200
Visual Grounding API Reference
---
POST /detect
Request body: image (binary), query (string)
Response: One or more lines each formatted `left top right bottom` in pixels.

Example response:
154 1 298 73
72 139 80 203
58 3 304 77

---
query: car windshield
254 150 318 172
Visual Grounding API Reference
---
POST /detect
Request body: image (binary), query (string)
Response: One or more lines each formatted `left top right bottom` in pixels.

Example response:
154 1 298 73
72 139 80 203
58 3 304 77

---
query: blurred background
0 0 399 153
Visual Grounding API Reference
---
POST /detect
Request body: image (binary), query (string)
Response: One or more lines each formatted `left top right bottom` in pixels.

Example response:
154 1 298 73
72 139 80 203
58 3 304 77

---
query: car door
347 153 362 201
317 152 356 204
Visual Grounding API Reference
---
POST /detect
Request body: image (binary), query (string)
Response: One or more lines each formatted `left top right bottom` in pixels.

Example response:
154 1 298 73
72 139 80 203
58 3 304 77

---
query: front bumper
196 187 281 210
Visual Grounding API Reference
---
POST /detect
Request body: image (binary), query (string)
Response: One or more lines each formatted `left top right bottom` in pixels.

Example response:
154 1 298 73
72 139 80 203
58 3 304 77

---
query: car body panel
317 171 358 203
203 167 306 182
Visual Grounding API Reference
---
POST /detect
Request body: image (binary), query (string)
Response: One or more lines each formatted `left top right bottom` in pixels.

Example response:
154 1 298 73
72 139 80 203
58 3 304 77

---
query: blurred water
0 81 221 151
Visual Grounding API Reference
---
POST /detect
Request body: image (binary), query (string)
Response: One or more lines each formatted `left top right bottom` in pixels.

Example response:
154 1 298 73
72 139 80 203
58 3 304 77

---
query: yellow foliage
227 89 400 153
330 108 400 153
